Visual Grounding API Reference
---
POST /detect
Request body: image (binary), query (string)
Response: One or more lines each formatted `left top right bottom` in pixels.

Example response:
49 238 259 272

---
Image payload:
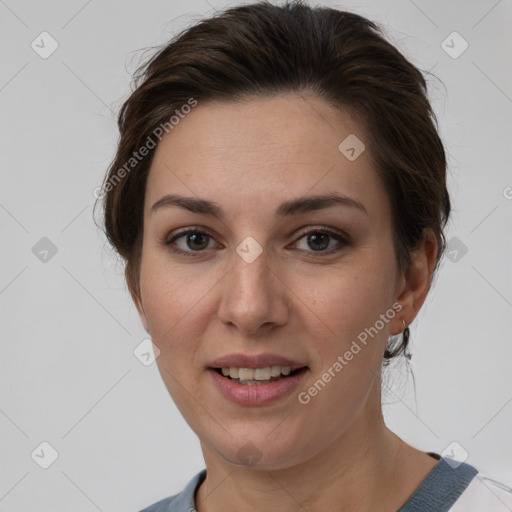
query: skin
129 93 439 512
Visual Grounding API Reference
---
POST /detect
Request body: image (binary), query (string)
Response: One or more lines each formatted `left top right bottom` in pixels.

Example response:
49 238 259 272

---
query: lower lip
208 368 308 406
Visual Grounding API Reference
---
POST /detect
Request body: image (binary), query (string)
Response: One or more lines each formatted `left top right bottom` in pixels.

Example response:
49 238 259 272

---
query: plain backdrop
1 0 511 511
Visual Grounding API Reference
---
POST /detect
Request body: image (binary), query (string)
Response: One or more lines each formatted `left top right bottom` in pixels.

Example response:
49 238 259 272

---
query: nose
217 245 290 336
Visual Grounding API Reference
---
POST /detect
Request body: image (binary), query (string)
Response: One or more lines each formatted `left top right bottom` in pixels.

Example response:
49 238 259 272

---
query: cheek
138 253 208 366
307 258 396 345
298 251 397 399
139 258 211 418
292 268 393 428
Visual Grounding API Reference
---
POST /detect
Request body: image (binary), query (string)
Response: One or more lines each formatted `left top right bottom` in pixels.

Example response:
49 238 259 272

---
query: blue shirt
138 455 512 511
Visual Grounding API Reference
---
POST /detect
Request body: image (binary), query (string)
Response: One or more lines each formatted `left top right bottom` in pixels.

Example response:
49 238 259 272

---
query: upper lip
209 353 308 370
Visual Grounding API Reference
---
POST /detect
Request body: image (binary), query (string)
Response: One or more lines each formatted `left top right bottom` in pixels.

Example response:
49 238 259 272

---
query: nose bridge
231 240 273 307
218 237 287 333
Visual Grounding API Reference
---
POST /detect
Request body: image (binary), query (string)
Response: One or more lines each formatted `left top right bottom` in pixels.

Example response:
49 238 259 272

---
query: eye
162 226 351 258
292 228 350 255
164 228 217 257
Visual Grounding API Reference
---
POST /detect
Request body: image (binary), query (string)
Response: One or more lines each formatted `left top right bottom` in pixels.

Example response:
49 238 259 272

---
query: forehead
144 93 388 221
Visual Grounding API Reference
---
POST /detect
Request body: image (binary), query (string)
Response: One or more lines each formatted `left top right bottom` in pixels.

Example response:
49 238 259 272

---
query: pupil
188 233 208 250
308 232 329 251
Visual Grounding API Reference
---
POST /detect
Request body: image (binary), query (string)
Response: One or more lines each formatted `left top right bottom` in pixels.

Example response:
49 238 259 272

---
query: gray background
1 0 511 511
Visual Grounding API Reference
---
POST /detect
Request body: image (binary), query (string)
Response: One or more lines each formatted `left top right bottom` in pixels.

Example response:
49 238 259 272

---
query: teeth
270 365 282 377
239 368 253 380
220 366 295 380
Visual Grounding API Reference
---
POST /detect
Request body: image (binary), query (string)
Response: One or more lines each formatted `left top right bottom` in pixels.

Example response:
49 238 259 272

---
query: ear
125 265 149 333
390 228 438 335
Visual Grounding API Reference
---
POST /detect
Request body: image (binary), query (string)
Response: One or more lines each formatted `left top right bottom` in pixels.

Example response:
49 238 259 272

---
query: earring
402 320 412 360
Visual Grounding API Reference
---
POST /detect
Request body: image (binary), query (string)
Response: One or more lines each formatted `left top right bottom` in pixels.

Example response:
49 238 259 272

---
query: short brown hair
96 0 451 364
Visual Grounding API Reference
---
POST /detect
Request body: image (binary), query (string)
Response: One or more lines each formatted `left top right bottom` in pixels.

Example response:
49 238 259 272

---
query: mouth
211 365 309 385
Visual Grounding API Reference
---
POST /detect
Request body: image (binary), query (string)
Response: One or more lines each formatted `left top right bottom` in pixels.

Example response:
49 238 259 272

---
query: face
132 93 414 470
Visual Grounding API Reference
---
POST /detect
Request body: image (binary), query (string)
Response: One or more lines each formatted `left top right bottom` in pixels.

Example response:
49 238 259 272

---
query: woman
97 1 512 510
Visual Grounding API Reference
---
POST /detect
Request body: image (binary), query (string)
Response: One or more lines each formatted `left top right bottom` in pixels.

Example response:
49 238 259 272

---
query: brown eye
293 228 350 254
165 229 216 256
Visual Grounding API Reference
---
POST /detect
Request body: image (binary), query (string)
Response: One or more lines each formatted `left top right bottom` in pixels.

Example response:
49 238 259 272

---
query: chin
208 432 306 471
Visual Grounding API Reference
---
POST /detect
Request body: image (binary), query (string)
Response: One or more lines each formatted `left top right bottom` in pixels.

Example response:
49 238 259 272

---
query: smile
215 366 306 385
209 366 309 405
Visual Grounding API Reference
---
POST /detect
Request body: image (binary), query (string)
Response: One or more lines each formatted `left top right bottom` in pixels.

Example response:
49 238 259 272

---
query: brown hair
95 0 450 364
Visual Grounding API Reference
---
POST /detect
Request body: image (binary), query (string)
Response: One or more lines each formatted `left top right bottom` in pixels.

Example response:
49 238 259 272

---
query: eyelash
162 227 351 258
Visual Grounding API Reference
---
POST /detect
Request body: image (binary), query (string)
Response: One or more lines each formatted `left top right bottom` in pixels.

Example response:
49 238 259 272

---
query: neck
195 394 432 512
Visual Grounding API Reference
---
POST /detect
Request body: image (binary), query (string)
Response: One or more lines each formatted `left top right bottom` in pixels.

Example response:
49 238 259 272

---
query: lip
208 353 307 370
208 366 309 406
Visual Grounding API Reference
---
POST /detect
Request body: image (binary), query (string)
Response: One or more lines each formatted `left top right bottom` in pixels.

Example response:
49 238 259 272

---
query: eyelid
292 226 352 244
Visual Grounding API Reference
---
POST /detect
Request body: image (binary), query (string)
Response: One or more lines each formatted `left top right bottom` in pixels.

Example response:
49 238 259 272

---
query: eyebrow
150 193 368 218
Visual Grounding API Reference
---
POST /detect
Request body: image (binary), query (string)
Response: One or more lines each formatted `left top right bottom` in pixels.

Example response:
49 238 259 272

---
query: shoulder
398 456 511 512
449 472 512 512
137 469 207 512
